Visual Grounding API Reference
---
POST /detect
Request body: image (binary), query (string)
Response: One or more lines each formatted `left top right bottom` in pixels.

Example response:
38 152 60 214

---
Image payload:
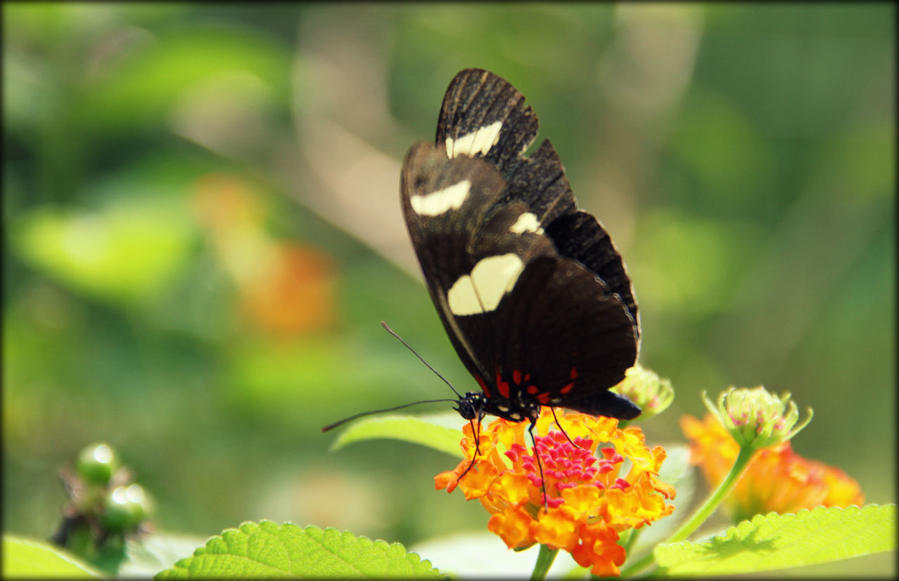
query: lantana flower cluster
681 413 864 522
435 410 675 577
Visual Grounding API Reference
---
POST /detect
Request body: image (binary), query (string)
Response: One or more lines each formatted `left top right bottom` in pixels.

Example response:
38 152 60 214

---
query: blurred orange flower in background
681 413 864 522
191 173 336 336
436 411 675 577
240 242 335 335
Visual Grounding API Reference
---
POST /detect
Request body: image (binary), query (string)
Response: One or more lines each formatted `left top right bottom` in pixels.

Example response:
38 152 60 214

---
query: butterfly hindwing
545 211 639 334
450 253 639 419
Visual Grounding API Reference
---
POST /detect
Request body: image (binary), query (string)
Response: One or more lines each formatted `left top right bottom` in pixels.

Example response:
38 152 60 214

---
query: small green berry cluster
51 443 153 566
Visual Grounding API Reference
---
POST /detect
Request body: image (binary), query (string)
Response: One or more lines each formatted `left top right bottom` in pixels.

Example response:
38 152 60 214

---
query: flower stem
618 445 757 577
618 528 640 554
530 544 558 581
668 445 756 543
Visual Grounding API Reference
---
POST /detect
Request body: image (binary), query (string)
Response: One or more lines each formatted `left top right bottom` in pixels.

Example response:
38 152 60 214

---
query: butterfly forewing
437 68 539 171
436 70 637 333
437 70 577 228
400 143 502 380
401 142 563 383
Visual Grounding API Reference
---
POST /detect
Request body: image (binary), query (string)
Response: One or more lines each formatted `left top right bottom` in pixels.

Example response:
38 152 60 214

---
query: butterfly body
401 69 641 425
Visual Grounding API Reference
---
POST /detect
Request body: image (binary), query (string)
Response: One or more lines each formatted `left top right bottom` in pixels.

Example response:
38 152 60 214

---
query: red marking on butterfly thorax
526 384 539 395
537 392 551 404
512 369 522 385
569 367 578 379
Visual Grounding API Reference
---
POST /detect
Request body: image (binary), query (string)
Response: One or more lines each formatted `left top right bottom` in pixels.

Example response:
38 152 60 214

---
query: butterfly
400 68 641 431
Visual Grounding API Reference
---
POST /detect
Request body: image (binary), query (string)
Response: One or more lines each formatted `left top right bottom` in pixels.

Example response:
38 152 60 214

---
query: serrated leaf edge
165 521 440 576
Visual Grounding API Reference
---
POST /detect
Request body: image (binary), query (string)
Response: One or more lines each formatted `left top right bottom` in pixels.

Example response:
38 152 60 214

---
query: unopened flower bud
702 386 812 451
611 365 674 419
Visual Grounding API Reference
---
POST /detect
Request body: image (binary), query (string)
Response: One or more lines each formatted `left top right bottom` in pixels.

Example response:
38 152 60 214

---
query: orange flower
681 414 864 522
435 411 675 577
240 243 336 335
191 173 337 336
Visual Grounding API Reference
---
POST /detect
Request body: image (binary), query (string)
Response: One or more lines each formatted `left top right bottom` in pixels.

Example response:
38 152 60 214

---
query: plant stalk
530 544 558 581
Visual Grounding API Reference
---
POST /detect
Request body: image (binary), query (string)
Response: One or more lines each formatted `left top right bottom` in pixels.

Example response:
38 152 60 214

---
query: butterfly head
456 389 543 424
454 392 485 421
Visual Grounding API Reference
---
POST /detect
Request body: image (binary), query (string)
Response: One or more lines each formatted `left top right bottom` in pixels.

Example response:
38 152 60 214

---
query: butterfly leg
528 418 549 512
549 406 581 449
455 415 483 483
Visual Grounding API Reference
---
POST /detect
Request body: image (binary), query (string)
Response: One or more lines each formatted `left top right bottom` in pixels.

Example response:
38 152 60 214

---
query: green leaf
2 535 103 578
156 521 442 578
329 413 465 458
654 504 896 576
13 196 194 305
80 27 292 131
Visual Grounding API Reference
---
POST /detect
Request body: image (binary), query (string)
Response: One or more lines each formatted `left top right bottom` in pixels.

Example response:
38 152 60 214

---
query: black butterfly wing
400 142 554 384
437 69 575 225
401 143 639 419
455 254 641 419
545 212 639 334
437 68 538 171
448 191 638 417
437 69 639 337
402 69 641 420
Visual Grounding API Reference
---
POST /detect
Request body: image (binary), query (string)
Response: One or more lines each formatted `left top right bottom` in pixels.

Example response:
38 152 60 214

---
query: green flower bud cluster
702 386 813 451
611 364 675 420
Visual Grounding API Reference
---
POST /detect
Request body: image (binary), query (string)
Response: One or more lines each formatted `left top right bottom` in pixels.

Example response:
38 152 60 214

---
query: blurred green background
3 1 894 572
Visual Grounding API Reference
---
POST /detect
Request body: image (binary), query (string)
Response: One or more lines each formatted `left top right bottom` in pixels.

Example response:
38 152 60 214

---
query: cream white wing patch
410 180 471 216
445 120 503 159
509 212 543 234
447 253 525 315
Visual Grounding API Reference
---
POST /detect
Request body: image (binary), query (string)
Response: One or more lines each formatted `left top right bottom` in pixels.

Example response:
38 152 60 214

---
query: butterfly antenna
381 321 463 398
321 398 457 432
